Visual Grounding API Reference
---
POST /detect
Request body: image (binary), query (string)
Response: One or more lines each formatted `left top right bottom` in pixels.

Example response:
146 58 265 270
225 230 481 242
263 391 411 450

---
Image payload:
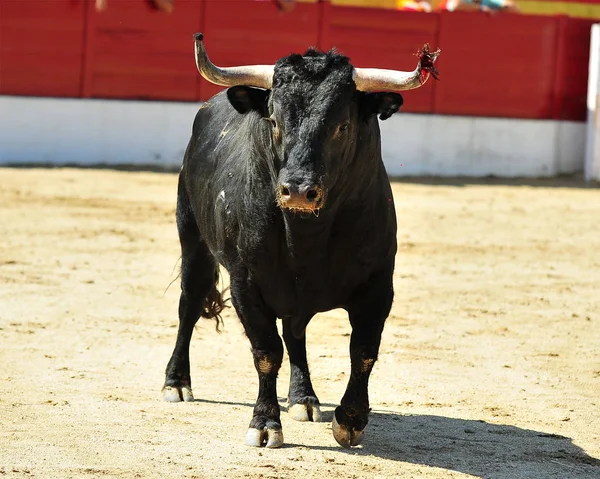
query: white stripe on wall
0 95 585 177
585 23 600 182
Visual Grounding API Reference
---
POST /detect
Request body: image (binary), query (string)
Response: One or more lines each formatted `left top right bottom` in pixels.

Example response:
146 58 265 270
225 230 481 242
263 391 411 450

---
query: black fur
163 48 400 445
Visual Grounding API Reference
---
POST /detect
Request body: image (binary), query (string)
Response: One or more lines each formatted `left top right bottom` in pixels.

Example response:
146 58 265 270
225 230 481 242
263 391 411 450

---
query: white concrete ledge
0 95 585 177
585 24 600 181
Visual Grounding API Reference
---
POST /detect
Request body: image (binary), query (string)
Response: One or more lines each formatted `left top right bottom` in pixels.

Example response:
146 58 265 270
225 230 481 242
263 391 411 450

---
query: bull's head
193 33 440 216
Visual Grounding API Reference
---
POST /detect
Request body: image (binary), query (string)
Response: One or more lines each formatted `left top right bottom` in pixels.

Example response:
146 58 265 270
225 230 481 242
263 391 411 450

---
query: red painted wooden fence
83 0 203 101
0 0 86 98
320 5 440 113
553 16 595 120
0 0 593 121
201 0 321 101
434 11 561 119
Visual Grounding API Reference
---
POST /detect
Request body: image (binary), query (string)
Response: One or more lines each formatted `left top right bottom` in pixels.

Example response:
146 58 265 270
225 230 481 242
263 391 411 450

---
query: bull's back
184 92 244 173
180 92 276 268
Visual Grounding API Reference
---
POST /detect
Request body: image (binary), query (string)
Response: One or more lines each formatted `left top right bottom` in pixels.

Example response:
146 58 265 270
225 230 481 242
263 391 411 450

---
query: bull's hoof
288 402 323 422
245 427 284 448
332 408 366 448
162 385 194 402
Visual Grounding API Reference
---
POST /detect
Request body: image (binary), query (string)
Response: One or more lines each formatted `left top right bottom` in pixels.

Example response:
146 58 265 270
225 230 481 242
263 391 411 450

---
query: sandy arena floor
0 168 599 479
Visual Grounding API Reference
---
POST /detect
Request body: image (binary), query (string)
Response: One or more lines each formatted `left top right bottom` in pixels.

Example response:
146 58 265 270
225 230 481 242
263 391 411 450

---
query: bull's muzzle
277 182 325 213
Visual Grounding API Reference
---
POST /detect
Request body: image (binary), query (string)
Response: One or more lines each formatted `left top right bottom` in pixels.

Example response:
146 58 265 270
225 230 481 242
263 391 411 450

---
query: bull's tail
200 268 229 332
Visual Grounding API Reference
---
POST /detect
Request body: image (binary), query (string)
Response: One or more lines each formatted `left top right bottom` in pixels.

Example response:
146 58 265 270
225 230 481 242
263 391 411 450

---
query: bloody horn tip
416 43 441 83
193 32 204 42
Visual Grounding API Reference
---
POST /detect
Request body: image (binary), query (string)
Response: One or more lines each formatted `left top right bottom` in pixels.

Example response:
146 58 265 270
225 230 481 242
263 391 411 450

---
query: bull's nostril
306 188 319 203
280 186 291 198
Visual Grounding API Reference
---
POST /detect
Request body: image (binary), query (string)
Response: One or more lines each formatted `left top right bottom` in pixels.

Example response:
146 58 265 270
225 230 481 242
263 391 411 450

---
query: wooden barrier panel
200 0 321 101
553 16 594 120
434 11 560 119
0 0 86 97
321 5 440 113
83 0 203 101
0 1 593 122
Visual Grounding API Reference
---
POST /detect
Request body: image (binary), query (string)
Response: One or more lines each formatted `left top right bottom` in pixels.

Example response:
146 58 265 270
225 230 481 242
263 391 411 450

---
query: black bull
162 33 440 448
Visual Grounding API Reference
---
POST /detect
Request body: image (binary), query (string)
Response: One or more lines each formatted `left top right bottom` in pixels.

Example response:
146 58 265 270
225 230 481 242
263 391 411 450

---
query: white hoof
332 413 365 448
245 427 284 448
162 386 194 402
288 403 323 422
180 387 194 402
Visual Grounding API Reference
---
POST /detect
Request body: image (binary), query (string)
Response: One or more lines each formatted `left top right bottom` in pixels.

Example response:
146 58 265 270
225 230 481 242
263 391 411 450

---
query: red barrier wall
0 0 593 121
200 0 321 101
553 16 595 120
320 5 439 113
82 0 203 101
435 12 560 119
0 0 86 97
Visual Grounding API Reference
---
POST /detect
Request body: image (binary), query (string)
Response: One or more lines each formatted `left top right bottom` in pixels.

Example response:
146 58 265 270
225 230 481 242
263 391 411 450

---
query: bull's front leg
334 266 394 448
230 276 284 448
282 317 322 422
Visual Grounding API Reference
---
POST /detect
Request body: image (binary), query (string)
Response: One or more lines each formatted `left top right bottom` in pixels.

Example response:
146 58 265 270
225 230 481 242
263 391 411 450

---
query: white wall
380 114 584 177
0 95 586 177
0 96 198 167
585 23 600 181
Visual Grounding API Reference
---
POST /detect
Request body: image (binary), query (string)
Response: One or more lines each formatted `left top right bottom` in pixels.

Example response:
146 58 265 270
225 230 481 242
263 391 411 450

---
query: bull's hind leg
230 273 284 448
282 318 322 422
333 265 394 448
162 176 220 402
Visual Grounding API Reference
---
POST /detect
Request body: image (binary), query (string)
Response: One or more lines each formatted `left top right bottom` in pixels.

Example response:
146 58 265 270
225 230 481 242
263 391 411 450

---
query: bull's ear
360 92 404 121
227 86 269 117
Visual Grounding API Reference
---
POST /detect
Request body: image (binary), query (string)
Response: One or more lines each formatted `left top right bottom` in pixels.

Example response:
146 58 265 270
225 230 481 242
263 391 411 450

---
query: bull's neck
281 211 332 269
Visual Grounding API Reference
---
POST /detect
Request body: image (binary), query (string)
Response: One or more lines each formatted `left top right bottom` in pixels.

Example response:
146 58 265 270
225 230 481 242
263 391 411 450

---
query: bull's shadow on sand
347 410 600 479
196 398 599 479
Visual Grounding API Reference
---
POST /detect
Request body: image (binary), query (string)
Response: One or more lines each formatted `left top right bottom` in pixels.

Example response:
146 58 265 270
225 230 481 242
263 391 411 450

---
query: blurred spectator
437 0 520 13
397 0 433 12
276 0 296 12
478 0 520 13
95 0 174 13
95 1 294 14
253 0 296 12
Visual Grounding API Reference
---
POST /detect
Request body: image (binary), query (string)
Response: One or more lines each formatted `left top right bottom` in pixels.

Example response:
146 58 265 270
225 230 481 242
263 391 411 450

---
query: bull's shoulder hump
193 91 235 125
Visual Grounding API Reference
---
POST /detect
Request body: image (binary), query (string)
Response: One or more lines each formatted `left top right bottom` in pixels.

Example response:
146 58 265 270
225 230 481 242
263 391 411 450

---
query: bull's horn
352 44 440 92
193 32 274 89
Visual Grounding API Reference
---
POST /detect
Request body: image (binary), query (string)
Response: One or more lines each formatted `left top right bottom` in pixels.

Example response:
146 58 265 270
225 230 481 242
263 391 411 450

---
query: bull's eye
266 116 281 142
335 123 349 137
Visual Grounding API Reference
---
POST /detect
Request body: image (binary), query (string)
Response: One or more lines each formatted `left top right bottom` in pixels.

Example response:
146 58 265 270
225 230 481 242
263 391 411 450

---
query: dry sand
1 168 599 478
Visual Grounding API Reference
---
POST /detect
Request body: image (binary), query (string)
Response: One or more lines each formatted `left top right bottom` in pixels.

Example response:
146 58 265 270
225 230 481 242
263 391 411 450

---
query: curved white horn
352 44 440 92
193 32 274 89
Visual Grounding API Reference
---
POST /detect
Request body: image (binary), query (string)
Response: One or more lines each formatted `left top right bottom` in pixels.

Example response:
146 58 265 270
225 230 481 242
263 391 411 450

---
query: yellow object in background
517 0 600 19
331 0 398 7
331 0 600 18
